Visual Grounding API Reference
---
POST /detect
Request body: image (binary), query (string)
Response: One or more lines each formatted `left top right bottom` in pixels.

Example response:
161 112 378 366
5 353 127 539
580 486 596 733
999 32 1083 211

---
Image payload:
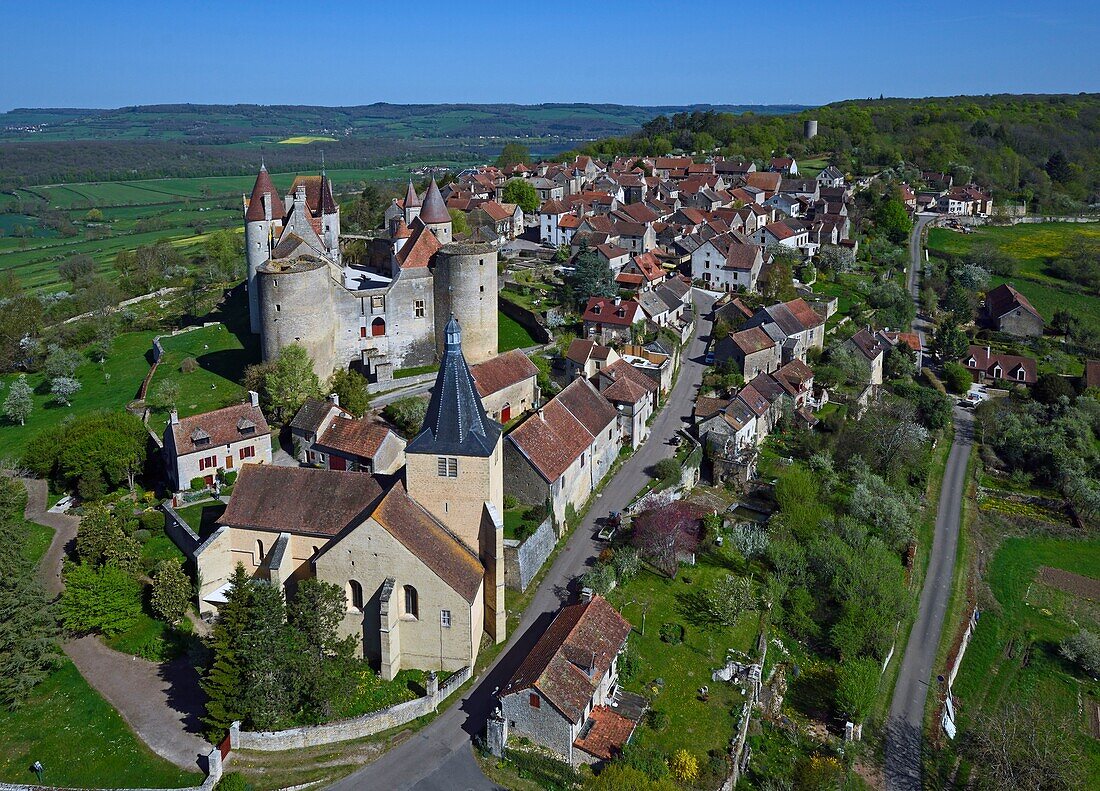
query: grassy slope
498 311 539 352
951 536 1100 784
927 222 1100 334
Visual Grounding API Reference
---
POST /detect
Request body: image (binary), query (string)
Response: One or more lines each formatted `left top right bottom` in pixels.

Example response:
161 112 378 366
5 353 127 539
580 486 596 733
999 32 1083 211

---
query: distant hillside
0 102 808 144
570 94 1100 210
0 102 808 186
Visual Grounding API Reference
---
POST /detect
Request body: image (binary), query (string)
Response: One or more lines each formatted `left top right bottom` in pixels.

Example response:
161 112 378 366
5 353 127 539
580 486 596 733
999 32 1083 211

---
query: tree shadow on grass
196 347 260 387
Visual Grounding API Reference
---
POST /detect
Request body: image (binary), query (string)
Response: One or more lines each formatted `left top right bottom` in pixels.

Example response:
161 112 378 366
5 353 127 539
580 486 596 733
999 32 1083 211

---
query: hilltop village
5 134 1099 791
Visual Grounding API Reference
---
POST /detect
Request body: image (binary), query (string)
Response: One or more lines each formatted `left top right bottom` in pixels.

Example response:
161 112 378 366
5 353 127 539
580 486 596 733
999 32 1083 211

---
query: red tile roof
596 359 657 406
556 378 617 438
470 350 538 397
574 706 638 760
960 345 1037 385
732 326 776 355
583 297 641 327
245 166 281 222
220 465 383 537
985 283 1042 321
396 222 442 269
169 402 269 457
508 399 591 482
314 416 394 460
501 597 630 724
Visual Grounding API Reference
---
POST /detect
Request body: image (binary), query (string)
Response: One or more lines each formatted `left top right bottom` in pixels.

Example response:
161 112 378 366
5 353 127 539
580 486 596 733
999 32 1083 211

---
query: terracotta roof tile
470 350 538 397
556 378 617 437
396 222 442 269
314 416 395 460
170 402 269 456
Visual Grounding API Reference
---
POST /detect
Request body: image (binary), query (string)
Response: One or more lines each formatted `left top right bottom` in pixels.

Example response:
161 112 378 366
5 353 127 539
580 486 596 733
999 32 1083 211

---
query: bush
180 357 199 373
220 469 238 485
59 563 142 636
646 709 670 732
659 622 683 645
618 639 640 683
190 477 207 491
503 494 519 510
653 458 680 482
669 749 700 784
581 563 616 595
132 528 151 544
1060 629 1100 677
151 560 192 624
139 510 163 533
943 361 973 394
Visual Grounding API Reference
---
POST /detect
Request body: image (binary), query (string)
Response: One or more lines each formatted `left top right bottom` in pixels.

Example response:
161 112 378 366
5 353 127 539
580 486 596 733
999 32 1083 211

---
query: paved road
331 292 716 791
16 476 211 772
885 212 972 790
907 213 938 346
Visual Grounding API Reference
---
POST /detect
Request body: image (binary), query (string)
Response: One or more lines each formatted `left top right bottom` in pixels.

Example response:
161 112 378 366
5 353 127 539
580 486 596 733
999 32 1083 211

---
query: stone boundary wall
722 632 768 791
162 502 203 561
497 296 551 344
368 371 436 395
503 516 555 591
233 666 472 751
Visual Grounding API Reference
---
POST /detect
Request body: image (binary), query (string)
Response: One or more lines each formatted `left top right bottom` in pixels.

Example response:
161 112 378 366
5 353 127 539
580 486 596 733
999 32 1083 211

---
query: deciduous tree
3 375 32 425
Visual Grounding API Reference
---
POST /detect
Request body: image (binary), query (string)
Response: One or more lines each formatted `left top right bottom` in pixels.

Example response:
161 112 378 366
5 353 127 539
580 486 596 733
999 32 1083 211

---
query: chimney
170 409 179 425
613 295 622 306
294 184 307 206
248 390 260 408
328 392 340 407
986 345 991 358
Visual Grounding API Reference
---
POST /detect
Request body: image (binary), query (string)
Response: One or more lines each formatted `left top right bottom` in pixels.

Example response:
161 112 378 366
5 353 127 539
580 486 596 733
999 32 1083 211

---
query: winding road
884 213 973 790
330 292 716 791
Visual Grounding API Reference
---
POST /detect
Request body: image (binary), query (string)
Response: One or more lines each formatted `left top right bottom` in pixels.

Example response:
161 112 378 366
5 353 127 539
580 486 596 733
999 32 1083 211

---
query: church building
194 318 505 678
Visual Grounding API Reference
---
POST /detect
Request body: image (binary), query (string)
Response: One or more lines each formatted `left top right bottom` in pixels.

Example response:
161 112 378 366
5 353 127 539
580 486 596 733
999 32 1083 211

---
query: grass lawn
606 550 762 760
951 536 1100 784
22 520 55 565
0 660 202 788
175 500 226 539
927 222 1100 334
498 311 539 352
394 364 439 379
0 329 156 462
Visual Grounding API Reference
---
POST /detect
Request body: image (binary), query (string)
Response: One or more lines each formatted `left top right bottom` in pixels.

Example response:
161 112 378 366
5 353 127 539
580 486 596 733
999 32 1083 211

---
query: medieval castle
244 167 499 382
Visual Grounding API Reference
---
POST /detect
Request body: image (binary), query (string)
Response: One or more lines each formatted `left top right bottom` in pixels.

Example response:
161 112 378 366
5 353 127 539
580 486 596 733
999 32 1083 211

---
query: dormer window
191 428 211 446
237 417 256 435
592 305 601 315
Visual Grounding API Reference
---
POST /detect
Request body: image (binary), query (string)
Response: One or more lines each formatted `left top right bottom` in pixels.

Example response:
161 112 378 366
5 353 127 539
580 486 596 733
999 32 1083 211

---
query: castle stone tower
433 242 498 364
405 317 505 643
257 256 337 383
402 180 422 228
320 175 341 264
418 177 452 245
244 164 283 334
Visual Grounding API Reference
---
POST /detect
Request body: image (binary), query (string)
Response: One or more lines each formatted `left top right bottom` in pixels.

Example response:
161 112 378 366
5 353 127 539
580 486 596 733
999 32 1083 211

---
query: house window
437 457 458 477
403 585 419 620
360 326 367 338
348 580 363 611
440 610 452 628
580 453 585 468
239 445 255 460
256 540 265 563
415 300 426 318
275 304 281 312
371 317 386 337
529 693 540 709
198 454 218 471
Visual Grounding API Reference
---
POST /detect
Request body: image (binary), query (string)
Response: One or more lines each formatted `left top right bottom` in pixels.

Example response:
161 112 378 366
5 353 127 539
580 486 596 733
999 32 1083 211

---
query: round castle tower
258 256 337 383
419 177 453 245
244 164 283 335
433 241 498 364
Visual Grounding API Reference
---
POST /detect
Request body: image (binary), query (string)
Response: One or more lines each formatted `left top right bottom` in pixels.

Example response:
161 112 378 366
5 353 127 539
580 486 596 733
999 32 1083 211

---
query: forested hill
572 94 1100 210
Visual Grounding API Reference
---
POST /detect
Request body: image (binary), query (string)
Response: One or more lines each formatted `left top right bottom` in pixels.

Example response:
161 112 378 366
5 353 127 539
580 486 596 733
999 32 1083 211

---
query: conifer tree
201 564 254 738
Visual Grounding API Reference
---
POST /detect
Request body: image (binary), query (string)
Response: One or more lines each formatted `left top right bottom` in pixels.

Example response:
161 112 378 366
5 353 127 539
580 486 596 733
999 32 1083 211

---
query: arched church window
348 580 364 611
403 585 419 620
256 539 265 563
371 317 386 337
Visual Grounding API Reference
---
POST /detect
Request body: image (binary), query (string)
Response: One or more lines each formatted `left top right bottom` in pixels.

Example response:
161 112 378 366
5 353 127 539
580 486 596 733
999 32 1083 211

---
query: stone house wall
503 516 555 591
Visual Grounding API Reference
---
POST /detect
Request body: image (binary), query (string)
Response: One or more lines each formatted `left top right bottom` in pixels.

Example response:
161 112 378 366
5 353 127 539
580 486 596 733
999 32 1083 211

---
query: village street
330 291 717 790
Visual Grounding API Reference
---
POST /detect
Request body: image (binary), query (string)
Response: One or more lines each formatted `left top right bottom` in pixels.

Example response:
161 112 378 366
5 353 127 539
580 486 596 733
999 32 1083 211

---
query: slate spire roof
404 179 422 208
245 164 281 222
419 177 452 224
321 176 338 215
406 316 501 457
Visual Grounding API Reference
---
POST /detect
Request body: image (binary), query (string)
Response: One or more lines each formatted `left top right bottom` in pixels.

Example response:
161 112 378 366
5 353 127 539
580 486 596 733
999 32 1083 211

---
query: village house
740 298 825 363
470 349 540 424
881 330 924 369
715 325 782 378
582 296 642 345
816 165 845 188
290 395 352 464
309 415 406 475
163 394 271 491
960 345 1037 386
844 327 889 387
755 220 809 251
565 339 620 382
505 378 620 529
768 156 799 175
689 233 765 293
498 596 637 765
591 358 659 449
981 283 1044 337
616 251 666 291
618 343 674 394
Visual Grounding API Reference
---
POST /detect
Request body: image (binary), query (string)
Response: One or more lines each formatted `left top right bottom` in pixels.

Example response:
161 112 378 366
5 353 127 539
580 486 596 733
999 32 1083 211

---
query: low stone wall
233 666 472 751
368 370 436 395
504 516 555 592
0 746 222 791
498 296 551 344
162 502 204 561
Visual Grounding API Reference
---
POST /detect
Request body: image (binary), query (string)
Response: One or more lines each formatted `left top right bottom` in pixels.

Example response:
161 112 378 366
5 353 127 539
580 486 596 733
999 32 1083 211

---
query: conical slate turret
406 316 500 457
419 177 451 224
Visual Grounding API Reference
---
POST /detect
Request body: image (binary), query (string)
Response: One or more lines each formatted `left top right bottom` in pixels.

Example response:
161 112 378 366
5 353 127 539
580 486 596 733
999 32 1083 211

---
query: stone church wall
503 516 555 592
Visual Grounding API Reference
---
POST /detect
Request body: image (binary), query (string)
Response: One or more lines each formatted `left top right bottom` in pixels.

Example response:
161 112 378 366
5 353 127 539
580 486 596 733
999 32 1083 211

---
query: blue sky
2 0 1098 110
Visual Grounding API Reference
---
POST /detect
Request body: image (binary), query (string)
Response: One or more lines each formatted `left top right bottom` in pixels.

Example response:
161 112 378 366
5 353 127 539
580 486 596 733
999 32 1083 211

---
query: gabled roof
220 465 383 537
470 350 539 397
960 345 1037 384
556 377 617 438
369 482 483 603
501 596 631 724
396 222 443 269
732 326 777 356
290 398 346 434
763 298 823 335
169 402 269 457
406 317 502 457
419 178 451 224
583 297 641 327
694 396 731 421
985 283 1041 321
565 338 597 365
847 328 887 361
595 359 657 406
314 416 395 460
508 399 592 482
629 251 665 282
774 359 814 395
